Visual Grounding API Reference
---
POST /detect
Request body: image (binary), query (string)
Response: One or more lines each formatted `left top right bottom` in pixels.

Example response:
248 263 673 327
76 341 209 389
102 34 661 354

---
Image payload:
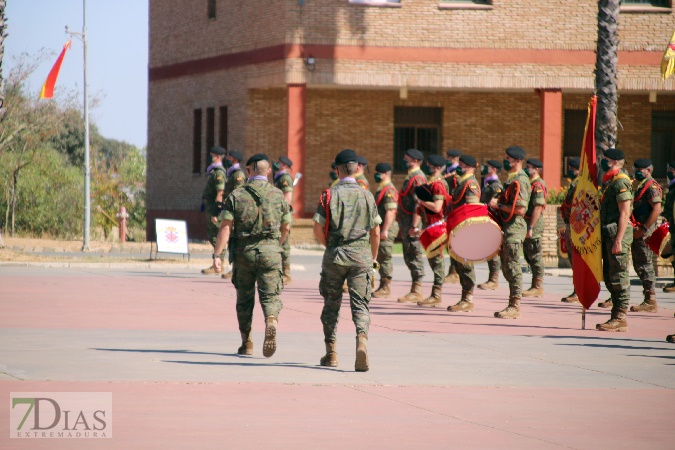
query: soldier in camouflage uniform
522 158 547 298
443 149 462 284
213 154 291 357
201 146 227 275
488 146 531 319
355 155 371 190
372 162 399 298
313 149 381 372
478 159 503 290
663 162 675 295
220 150 247 280
596 149 633 332
273 156 295 285
560 157 580 303
396 149 428 303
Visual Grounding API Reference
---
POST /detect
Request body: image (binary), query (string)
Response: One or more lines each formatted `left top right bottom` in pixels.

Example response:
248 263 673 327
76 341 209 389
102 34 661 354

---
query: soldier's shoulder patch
216 175 224 182
469 184 479 193
619 188 627 193
534 188 543 193
496 188 502 193
282 181 288 187
236 177 243 181
387 193 393 197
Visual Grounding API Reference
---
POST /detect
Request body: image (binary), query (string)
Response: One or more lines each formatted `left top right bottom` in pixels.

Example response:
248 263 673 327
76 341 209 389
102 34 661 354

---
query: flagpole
582 306 586 330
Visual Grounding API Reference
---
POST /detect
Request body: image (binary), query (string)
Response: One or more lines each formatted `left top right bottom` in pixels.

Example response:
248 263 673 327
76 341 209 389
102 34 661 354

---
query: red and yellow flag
39 41 72 99
569 95 602 310
663 30 675 80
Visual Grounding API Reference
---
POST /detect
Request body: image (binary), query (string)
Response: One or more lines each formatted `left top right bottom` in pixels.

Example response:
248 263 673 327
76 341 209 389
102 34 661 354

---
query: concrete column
537 89 563 190
287 83 306 218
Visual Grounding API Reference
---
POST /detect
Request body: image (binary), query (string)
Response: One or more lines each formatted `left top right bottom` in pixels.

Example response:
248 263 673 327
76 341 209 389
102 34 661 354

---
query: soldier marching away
560 157 580 303
488 146 531 319
273 155 295 285
372 163 399 298
220 150 246 280
201 146 227 275
213 154 291 357
522 158 547 298
443 149 462 284
313 149 381 372
478 159 503 290
663 162 675 294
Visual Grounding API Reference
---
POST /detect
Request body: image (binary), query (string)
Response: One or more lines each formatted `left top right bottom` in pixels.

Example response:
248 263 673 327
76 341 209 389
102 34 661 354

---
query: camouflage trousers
452 257 476 292
281 228 291 271
427 253 445 286
205 213 225 260
500 242 524 298
523 237 544 280
601 224 633 310
232 246 284 333
631 235 655 292
377 232 396 280
319 260 371 342
487 255 501 277
399 224 425 282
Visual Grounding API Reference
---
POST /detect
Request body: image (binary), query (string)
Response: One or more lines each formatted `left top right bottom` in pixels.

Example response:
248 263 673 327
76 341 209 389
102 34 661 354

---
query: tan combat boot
372 278 392 298
319 340 338 367
237 330 253 356
263 315 277 358
477 272 499 290
417 284 443 307
667 334 675 343
343 281 349 293
663 281 675 293
355 333 369 372
494 296 520 319
448 291 474 312
201 264 221 275
397 281 424 303
630 289 658 313
522 278 544 298
596 308 627 332
444 265 460 284
282 265 292 285
221 270 233 279
597 297 613 308
561 292 579 303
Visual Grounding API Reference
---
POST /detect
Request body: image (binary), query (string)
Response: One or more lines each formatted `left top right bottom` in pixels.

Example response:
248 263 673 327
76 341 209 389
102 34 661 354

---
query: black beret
633 158 652 169
486 159 502 170
526 158 543 169
375 162 392 173
331 162 337 170
459 155 477 167
446 149 462 158
228 149 244 162
335 149 358 165
246 153 269 166
505 146 526 161
603 148 624 161
568 157 580 169
669 161 675 170
414 184 434 202
210 146 226 156
427 154 447 168
357 155 368 166
278 156 293 167
405 149 424 161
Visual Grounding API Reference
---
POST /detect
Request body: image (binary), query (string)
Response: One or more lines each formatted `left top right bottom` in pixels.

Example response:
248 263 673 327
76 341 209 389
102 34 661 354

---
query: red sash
376 185 398 206
398 175 425 215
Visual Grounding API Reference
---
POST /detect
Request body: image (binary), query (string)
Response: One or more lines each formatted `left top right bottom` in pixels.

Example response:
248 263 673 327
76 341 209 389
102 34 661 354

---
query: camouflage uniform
355 173 370 190
274 170 295 275
631 176 662 293
222 179 291 336
374 181 399 281
448 174 481 292
523 176 547 284
203 164 226 259
480 176 503 283
314 180 381 342
397 168 427 281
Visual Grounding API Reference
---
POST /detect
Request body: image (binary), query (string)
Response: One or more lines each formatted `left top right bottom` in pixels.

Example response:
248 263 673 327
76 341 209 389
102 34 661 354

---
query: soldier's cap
228 149 245 162
486 159 502 170
414 184 434 202
246 153 270 166
603 148 624 161
405 148 424 161
445 149 462 158
568 157 580 169
375 162 392 173
526 158 543 169
669 161 675 170
427 154 447 168
357 155 368 166
209 146 226 156
505 146 526 161
278 155 293 167
335 149 358 165
633 158 652 169
459 155 477 167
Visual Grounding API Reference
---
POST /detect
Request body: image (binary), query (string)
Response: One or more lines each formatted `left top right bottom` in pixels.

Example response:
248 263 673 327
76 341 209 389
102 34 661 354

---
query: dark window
207 0 216 19
441 0 491 4
651 111 675 178
206 107 215 170
219 106 228 149
393 107 442 173
621 0 670 6
192 109 203 174
563 109 587 169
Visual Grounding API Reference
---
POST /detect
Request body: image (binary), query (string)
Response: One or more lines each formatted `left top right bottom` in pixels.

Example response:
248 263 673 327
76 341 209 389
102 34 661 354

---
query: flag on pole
39 41 72 99
663 30 675 81
569 95 602 310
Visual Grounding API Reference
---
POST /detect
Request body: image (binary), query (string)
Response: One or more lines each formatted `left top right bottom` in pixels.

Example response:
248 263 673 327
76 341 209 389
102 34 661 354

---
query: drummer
445 155 482 313
443 149 463 285
477 160 503 291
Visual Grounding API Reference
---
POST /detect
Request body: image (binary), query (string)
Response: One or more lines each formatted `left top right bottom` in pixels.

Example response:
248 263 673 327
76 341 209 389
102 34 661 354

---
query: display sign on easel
152 218 190 260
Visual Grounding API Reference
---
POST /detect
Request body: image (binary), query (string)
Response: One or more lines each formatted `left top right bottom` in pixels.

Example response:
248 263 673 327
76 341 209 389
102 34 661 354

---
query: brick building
147 0 675 240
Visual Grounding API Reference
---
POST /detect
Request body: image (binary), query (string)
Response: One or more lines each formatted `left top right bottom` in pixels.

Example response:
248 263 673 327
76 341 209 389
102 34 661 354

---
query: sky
4 0 149 149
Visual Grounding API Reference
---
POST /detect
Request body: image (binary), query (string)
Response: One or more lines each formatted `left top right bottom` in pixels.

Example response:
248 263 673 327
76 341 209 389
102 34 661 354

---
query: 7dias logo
9 392 112 439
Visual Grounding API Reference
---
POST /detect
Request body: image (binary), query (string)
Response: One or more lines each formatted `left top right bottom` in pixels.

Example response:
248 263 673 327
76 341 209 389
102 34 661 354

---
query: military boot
355 333 369 372
597 297 613 308
448 291 474 312
477 272 499 290
444 265 460 284
372 278 392 298
522 278 544 298
237 330 253 356
667 334 675 343
663 281 675 293
342 281 349 293
596 307 627 332
319 340 338 367
263 315 277 358
282 265 292 285
221 270 233 279
417 284 443 307
397 281 424 303
630 289 658 313
201 264 221 275
494 296 520 319
561 291 579 303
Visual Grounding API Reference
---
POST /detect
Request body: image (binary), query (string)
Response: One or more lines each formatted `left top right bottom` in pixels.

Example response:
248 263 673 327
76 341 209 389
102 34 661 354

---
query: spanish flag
569 95 602 310
39 41 72 99
663 31 675 80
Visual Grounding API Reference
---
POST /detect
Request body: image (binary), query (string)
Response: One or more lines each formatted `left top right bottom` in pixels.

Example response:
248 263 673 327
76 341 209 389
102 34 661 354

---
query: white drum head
448 220 502 262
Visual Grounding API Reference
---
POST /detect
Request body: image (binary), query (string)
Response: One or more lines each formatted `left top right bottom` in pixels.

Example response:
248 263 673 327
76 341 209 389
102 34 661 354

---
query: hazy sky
4 0 149 148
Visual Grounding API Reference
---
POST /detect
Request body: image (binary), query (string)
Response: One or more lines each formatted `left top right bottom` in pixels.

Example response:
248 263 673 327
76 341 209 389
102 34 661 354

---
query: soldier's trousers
601 225 632 310
428 253 445 286
523 237 544 280
281 228 291 271
631 236 655 292
487 255 501 276
232 247 284 333
377 232 395 280
319 261 371 342
399 224 425 282
205 213 225 260
452 257 476 292
501 242 524 298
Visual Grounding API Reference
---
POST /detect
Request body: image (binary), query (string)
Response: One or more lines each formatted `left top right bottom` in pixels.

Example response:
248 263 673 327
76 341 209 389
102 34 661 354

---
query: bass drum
647 222 673 261
446 204 502 262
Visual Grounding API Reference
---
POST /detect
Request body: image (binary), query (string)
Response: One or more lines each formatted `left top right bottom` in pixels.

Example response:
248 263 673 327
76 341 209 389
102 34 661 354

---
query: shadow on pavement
163 360 349 372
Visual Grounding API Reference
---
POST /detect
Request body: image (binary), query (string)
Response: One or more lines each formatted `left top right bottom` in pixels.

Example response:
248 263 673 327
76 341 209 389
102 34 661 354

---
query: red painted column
287 84 307 218
537 89 563 190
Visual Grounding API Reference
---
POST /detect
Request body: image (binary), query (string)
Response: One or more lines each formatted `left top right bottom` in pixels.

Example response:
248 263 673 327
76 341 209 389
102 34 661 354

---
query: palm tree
594 0 620 158
0 0 6 116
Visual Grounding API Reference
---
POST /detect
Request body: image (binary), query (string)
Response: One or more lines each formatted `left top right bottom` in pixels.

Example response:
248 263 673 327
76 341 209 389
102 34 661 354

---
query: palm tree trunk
595 0 620 161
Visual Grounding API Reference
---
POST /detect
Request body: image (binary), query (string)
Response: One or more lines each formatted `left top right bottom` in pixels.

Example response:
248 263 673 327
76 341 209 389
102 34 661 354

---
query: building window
441 0 491 4
621 0 670 6
193 109 203 174
207 0 216 19
651 111 675 179
562 109 587 175
219 106 228 149
206 107 215 170
393 107 442 173
349 0 401 4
